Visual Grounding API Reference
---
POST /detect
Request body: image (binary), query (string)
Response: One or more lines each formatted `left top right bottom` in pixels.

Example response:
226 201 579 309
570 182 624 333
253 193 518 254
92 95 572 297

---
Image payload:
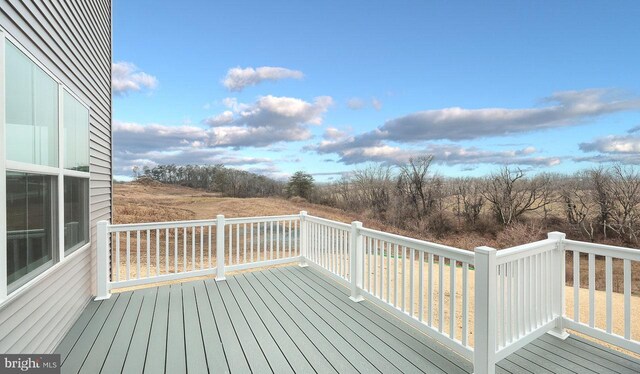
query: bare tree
589 166 614 239
350 164 394 217
560 172 596 241
605 165 640 243
481 166 550 226
397 156 441 221
453 177 484 226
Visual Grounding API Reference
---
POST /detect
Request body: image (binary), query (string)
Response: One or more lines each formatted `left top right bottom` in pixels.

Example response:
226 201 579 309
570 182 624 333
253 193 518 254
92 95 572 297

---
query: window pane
6 172 56 288
64 177 89 253
5 41 58 167
64 91 89 171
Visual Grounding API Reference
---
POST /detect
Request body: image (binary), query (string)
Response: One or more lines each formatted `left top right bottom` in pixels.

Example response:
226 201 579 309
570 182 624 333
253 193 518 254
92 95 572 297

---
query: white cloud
372 97 382 110
222 66 303 91
307 88 640 167
206 111 234 127
349 89 640 144
575 134 640 164
628 125 640 133
324 127 346 140
114 95 333 174
346 97 382 110
112 62 158 96
203 95 333 147
310 127 559 166
347 98 366 110
580 135 640 154
328 142 561 167
112 121 280 176
221 97 250 112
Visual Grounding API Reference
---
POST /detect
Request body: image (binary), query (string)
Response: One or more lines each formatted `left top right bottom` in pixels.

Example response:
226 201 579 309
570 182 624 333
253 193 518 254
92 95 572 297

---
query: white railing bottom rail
95 213 640 374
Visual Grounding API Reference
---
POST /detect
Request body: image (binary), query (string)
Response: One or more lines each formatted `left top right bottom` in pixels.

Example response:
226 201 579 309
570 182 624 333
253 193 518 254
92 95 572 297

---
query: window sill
0 242 92 311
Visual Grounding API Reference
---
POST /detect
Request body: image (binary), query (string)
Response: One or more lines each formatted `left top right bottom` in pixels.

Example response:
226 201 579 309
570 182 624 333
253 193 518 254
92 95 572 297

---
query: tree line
134 164 283 198
137 158 640 246
311 157 640 246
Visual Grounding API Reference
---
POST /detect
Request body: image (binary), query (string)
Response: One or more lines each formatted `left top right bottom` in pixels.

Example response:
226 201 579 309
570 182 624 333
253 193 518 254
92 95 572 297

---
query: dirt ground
113 182 639 358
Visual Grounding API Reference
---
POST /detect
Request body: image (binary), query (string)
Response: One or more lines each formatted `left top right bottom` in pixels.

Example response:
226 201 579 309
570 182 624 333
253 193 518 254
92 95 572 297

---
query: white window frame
0 28 92 303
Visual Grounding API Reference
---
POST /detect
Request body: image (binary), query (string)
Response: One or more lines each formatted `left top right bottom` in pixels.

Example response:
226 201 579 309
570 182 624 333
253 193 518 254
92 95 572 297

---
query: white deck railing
563 238 640 355
95 212 639 374
96 214 302 292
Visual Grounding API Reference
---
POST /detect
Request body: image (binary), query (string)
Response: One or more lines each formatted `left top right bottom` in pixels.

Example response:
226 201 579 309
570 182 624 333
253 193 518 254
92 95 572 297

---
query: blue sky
112 1 640 181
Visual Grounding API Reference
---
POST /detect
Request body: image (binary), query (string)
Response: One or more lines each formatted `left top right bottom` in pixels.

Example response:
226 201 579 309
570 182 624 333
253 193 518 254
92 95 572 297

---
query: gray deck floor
56 266 640 374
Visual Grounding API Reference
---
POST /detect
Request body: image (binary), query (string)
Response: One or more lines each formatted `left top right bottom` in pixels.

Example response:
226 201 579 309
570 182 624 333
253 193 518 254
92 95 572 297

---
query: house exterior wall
0 0 111 353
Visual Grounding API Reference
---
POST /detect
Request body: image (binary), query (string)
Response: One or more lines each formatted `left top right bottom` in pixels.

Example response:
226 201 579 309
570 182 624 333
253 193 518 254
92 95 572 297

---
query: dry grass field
113 181 494 248
113 181 639 357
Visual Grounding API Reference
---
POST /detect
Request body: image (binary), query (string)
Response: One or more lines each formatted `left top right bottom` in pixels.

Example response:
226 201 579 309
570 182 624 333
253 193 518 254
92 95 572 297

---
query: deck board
143 285 169 374
223 278 295 373
249 271 361 373
514 347 576 374
54 296 101 363
263 269 402 373
121 287 158 374
275 267 424 373
291 266 471 373
79 292 132 374
227 276 314 373
57 266 640 374
100 290 144 373
236 274 337 373
192 281 229 373
182 282 209 374
216 279 276 373
546 334 640 373
203 279 252 374
165 284 187 374
58 293 120 374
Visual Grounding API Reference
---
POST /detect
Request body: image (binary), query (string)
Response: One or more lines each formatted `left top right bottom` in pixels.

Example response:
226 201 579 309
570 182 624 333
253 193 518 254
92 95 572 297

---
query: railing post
95 220 111 300
474 246 496 374
216 215 226 281
299 211 308 267
548 231 570 339
349 221 364 302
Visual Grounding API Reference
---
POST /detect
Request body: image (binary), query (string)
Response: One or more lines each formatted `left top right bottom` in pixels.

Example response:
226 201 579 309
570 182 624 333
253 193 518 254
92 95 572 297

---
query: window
64 91 89 172
6 173 57 289
64 177 89 254
2 37 91 295
5 41 58 167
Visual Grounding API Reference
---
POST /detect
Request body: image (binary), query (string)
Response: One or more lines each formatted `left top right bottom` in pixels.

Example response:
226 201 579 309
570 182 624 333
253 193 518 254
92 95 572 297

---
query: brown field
113 181 639 357
114 181 492 247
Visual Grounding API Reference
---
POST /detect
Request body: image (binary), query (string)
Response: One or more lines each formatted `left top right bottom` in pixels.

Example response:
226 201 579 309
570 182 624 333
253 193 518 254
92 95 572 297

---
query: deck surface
56 266 640 374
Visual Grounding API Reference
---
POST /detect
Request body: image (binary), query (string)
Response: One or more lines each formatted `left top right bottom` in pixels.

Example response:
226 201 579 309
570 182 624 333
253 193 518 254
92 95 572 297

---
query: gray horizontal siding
0 0 111 353
0 248 92 353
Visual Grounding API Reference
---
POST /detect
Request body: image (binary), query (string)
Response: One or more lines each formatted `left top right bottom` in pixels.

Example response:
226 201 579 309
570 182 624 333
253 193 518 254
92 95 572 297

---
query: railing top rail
109 219 217 232
495 238 556 264
564 239 640 262
359 226 475 263
225 214 300 224
108 214 302 232
305 215 352 230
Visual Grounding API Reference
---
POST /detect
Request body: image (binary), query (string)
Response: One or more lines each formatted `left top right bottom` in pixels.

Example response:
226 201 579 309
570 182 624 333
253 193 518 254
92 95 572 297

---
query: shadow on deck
56 266 640 374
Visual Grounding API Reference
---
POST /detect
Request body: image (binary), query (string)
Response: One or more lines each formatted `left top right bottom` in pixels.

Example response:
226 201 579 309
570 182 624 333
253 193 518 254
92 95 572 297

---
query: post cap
351 221 363 228
300 210 308 216
474 246 497 254
547 231 566 240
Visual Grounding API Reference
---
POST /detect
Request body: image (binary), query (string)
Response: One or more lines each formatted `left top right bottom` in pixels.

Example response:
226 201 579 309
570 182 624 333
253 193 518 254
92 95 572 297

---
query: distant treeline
135 164 284 198
136 158 640 246
314 157 640 246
